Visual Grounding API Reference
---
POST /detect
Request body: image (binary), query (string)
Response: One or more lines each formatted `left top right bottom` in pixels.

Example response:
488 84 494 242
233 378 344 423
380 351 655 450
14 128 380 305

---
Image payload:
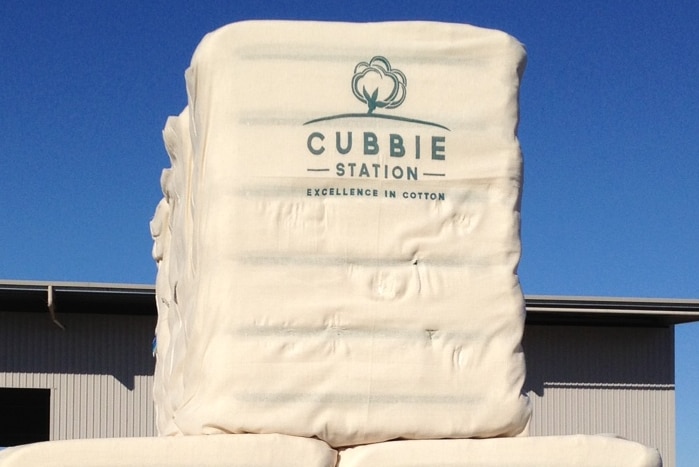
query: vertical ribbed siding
0 311 156 440
523 325 675 467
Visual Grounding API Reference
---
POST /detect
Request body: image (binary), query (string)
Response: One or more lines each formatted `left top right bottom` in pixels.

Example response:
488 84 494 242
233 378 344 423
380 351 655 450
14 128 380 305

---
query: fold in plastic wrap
152 20 530 447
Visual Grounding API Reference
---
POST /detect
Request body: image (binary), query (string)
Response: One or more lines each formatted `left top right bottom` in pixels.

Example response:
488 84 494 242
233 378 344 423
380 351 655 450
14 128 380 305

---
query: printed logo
303 56 449 201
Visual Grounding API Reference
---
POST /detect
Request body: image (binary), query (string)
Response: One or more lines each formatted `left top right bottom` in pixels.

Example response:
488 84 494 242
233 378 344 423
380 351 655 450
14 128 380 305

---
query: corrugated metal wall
0 311 156 440
523 324 675 467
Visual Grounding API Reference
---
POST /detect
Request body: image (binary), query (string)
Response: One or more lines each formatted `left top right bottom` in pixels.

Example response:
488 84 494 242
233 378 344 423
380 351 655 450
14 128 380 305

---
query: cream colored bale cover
151 107 193 431
337 436 662 467
152 20 529 446
0 434 337 467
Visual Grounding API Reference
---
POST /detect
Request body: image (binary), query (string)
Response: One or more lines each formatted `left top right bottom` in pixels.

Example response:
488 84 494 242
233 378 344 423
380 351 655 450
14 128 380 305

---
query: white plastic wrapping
0 434 338 467
336 435 662 467
152 20 530 447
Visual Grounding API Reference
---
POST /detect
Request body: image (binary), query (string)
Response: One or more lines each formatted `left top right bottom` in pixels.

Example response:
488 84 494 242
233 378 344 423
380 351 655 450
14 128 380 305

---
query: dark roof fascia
0 280 156 316
1 280 699 326
525 294 699 327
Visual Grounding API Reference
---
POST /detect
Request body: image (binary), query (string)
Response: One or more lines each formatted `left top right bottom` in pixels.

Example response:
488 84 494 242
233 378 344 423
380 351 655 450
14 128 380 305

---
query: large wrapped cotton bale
0 434 337 467
152 20 529 447
336 435 662 467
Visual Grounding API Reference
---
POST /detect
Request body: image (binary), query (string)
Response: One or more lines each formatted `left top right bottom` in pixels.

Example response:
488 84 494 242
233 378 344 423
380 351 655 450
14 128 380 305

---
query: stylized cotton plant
352 56 406 114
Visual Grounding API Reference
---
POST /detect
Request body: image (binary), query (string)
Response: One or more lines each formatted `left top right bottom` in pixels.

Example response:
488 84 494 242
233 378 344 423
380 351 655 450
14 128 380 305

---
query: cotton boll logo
352 57 406 114
304 56 448 129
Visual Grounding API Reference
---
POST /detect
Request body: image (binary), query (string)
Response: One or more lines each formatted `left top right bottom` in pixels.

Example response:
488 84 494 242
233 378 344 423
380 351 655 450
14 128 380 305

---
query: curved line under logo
304 113 450 131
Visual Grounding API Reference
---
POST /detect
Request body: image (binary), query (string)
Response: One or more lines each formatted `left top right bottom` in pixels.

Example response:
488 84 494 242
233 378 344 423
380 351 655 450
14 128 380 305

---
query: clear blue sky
1 1 697 463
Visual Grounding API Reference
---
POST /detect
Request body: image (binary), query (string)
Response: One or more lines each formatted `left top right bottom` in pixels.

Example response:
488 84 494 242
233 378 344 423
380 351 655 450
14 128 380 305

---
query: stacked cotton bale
336 435 663 467
0 434 338 466
152 20 529 446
